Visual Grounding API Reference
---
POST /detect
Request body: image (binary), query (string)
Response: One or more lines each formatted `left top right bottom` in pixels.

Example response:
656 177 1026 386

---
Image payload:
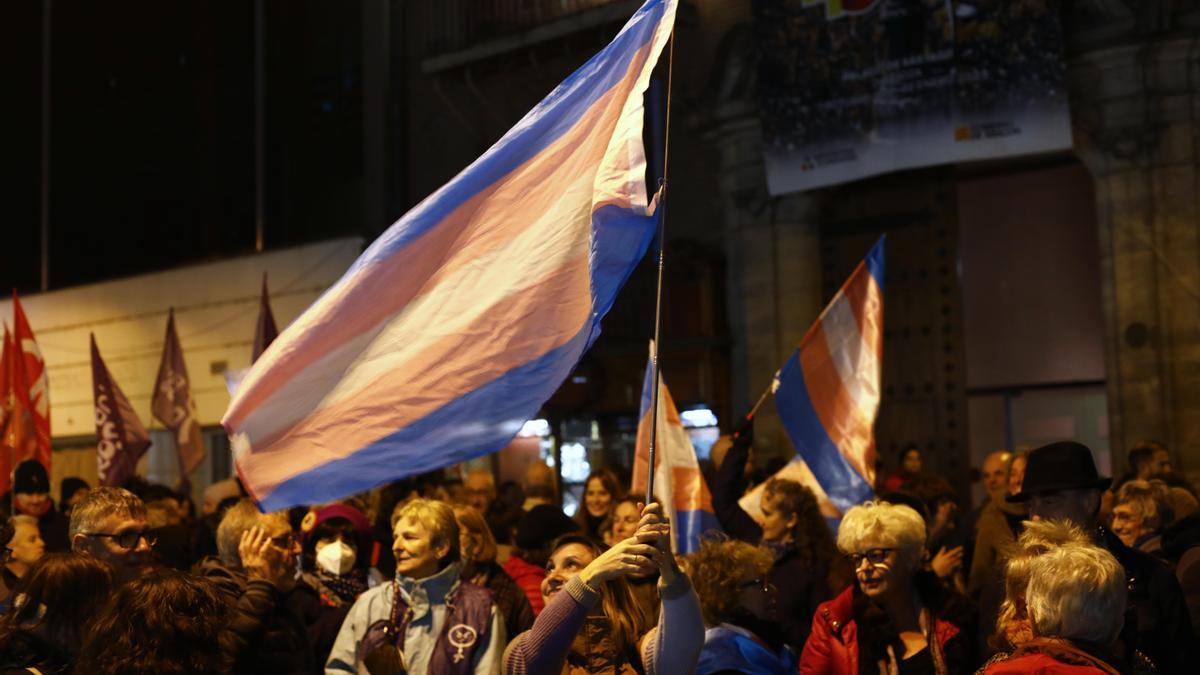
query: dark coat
1161 514 1200 639
1099 526 1197 674
192 556 319 675
712 437 834 651
35 508 69 554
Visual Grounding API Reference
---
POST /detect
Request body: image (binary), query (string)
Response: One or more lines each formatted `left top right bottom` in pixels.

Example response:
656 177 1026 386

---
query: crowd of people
0 428 1195 674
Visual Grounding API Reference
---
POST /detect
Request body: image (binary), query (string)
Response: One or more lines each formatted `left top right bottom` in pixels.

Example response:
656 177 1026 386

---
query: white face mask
316 541 356 576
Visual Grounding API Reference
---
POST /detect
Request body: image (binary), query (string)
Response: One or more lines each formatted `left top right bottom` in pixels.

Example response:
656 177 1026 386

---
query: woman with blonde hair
453 504 535 636
989 520 1092 651
982 543 1130 674
801 500 974 674
502 503 704 674
685 538 797 674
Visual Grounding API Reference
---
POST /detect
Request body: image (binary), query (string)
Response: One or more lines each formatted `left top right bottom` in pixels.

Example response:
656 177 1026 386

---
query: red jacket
503 554 546 616
799 586 962 675
982 640 1122 675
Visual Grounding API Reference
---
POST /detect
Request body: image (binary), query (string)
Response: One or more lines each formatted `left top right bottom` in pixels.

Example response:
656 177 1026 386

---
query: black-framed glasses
269 533 296 550
83 529 157 549
846 547 894 568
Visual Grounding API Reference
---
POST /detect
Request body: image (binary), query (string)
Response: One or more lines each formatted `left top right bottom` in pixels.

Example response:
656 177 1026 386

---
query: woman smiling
800 500 974 675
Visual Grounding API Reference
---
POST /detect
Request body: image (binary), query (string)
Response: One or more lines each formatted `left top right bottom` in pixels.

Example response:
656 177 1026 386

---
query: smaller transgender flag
631 345 720 554
775 236 884 512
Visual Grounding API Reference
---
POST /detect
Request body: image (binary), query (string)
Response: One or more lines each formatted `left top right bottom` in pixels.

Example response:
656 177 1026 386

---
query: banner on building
755 0 1071 194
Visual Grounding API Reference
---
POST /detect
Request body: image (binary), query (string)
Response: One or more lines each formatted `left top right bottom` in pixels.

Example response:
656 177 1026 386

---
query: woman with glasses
684 538 798 675
800 500 975 675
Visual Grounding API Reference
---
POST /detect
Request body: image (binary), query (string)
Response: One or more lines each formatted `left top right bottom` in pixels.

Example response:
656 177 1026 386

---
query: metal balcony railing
420 0 628 59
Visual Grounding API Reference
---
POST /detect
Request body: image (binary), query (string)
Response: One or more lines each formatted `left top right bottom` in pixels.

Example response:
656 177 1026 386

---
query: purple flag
91 334 151 486
252 273 279 363
152 309 206 477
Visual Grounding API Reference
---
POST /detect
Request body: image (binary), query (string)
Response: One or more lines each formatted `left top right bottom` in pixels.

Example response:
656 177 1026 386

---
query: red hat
300 503 371 552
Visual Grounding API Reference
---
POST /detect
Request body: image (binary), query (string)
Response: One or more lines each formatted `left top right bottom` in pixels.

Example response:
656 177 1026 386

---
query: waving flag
775 237 884 512
91 334 152 487
252 273 279 363
632 348 720 554
224 0 677 511
5 293 52 477
152 309 206 477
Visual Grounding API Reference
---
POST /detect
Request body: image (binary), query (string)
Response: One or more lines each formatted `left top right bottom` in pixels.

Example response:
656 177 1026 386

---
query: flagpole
645 28 675 506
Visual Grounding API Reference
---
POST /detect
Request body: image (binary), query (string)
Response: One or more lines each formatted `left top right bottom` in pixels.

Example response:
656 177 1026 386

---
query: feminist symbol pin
447 624 478 663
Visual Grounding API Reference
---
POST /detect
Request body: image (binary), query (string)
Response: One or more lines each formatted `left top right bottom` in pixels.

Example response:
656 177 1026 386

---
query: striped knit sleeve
502 576 599 675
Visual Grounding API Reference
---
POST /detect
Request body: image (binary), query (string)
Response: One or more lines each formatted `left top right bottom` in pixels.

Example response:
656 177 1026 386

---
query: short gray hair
1026 543 1126 643
216 498 287 567
69 487 146 540
837 500 926 567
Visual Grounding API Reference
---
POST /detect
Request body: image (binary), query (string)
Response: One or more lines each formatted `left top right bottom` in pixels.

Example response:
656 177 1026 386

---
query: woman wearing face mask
800 500 975 675
299 504 373 608
574 470 622 543
503 502 704 675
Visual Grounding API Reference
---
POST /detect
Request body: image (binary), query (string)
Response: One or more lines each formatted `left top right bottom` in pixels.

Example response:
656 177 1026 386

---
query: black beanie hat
60 477 89 501
14 460 50 495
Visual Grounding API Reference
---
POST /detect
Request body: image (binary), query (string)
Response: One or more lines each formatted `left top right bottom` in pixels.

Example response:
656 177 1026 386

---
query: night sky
1 0 366 294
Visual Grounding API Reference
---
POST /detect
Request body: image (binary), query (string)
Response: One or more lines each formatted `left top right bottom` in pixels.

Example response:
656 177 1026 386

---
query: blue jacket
696 624 796 675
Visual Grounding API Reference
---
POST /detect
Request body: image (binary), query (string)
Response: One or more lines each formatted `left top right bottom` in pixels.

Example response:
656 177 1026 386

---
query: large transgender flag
631 350 720 554
223 0 678 511
775 237 884 513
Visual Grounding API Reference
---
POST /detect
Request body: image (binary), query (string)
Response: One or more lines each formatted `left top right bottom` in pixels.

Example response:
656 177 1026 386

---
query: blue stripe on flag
865 235 886 292
588 205 659 350
258 320 594 511
774 351 874 512
637 354 655 418
675 509 720 555
344 0 671 279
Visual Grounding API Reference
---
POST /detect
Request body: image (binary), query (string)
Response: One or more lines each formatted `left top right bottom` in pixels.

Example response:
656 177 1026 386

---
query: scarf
312 568 368 606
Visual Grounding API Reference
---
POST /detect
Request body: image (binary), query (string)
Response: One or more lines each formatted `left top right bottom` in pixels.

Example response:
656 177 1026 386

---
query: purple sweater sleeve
502 576 599 675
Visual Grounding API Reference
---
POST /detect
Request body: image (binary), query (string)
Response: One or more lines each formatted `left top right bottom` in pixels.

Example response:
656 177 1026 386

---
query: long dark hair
0 553 116 668
74 567 227 674
574 469 623 539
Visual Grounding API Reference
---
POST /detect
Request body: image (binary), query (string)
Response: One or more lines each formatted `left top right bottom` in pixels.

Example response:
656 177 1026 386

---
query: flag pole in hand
645 28 675 506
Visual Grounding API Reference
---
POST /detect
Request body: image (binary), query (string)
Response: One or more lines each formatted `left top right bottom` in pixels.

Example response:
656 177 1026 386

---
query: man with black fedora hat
1009 440 1194 673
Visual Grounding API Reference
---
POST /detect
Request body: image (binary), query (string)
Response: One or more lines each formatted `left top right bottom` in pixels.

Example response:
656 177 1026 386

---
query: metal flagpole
644 28 675 506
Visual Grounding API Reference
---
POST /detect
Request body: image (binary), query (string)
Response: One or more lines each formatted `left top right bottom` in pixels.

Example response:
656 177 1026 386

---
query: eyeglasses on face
83 529 157 549
269 533 296 549
846 547 894 568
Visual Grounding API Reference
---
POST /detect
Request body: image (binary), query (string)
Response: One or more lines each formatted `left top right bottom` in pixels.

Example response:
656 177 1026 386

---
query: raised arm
712 424 763 543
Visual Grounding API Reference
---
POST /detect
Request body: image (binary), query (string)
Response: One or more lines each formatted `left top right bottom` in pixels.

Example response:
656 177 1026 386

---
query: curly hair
682 539 773 625
837 500 926 569
74 567 227 674
762 478 839 569
1115 479 1172 531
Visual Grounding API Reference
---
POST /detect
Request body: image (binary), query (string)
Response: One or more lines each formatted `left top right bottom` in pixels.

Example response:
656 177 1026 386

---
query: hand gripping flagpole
645 28 675 507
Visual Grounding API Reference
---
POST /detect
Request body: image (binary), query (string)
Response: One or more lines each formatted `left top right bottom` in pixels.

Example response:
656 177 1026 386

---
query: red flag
6 293 52 478
91 334 151 487
151 309 206 478
252 273 279 363
0 326 13 493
